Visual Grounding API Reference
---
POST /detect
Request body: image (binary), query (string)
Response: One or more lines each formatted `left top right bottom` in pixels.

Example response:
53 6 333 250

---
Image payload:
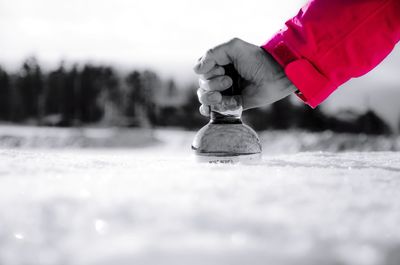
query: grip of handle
221 64 241 96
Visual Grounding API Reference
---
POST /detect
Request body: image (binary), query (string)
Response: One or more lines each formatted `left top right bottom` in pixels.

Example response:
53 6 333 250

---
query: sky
0 0 399 129
0 0 303 78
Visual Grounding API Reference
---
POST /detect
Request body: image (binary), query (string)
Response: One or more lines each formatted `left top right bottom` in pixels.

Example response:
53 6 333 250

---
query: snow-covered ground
0 126 400 265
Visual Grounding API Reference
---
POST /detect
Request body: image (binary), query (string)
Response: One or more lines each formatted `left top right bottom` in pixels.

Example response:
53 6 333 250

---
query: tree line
0 57 391 134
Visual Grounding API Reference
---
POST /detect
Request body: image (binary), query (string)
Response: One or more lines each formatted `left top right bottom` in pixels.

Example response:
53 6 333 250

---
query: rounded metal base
193 152 261 164
192 122 262 161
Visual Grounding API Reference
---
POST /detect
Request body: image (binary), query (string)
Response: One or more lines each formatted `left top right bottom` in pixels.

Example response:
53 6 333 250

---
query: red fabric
262 0 400 108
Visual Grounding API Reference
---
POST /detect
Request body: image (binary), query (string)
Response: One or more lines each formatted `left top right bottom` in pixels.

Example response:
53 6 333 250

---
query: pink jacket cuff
262 0 400 108
262 36 332 108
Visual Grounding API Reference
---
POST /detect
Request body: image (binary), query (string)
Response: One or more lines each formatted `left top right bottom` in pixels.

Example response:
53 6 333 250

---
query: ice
0 127 399 265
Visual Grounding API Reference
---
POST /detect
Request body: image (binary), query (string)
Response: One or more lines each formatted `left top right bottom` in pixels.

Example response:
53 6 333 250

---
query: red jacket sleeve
262 0 400 108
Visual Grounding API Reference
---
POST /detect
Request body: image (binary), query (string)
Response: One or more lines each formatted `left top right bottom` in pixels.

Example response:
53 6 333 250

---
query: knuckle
198 79 208 89
229 37 241 46
202 73 212 81
205 48 215 58
196 89 203 98
199 93 208 103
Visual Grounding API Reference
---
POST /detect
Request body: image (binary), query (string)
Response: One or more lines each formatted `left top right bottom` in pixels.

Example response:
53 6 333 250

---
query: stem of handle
220 64 241 96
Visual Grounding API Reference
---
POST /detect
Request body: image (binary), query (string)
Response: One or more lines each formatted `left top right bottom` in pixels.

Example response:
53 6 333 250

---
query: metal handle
220 64 241 96
209 64 243 123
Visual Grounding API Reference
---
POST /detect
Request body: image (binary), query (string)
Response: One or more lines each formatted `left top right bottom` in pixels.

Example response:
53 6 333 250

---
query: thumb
193 38 238 74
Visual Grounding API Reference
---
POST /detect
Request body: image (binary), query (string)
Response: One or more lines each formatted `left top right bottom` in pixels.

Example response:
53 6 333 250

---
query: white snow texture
0 127 399 265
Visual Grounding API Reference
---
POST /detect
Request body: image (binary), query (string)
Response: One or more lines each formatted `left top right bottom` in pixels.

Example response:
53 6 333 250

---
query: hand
193 38 296 116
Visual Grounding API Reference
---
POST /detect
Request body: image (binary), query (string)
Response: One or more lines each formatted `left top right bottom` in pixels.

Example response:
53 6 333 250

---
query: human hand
193 38 296 116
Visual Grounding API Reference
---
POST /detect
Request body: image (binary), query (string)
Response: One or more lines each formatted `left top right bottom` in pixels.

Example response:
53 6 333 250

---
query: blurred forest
0 57 392 135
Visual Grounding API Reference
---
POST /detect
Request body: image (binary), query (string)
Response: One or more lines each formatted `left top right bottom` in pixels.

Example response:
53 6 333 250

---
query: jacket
262 0 400 108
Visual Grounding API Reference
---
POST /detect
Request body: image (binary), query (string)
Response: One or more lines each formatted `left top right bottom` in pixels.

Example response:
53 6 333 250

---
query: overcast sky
0 0 303 77
1 0 399 128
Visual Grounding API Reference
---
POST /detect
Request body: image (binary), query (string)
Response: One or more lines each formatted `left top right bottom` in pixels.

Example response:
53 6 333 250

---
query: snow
0 127 400 265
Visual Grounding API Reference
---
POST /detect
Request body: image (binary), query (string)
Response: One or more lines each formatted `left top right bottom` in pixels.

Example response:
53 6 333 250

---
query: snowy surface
0 127 400 265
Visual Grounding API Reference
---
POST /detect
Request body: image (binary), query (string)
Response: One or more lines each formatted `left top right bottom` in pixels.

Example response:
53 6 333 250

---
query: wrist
261 43 306 102
261 48 298 95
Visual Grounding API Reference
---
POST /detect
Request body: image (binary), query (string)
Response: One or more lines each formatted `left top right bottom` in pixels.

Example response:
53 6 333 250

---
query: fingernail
223 77 232 88
207 93 221 102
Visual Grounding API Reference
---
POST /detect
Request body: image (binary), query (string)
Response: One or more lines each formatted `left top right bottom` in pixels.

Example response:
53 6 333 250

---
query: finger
194 55 215 75
193 38 239 74
199 104 210 117
199 76 232 92
199 66 225 80
197 88 222 105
